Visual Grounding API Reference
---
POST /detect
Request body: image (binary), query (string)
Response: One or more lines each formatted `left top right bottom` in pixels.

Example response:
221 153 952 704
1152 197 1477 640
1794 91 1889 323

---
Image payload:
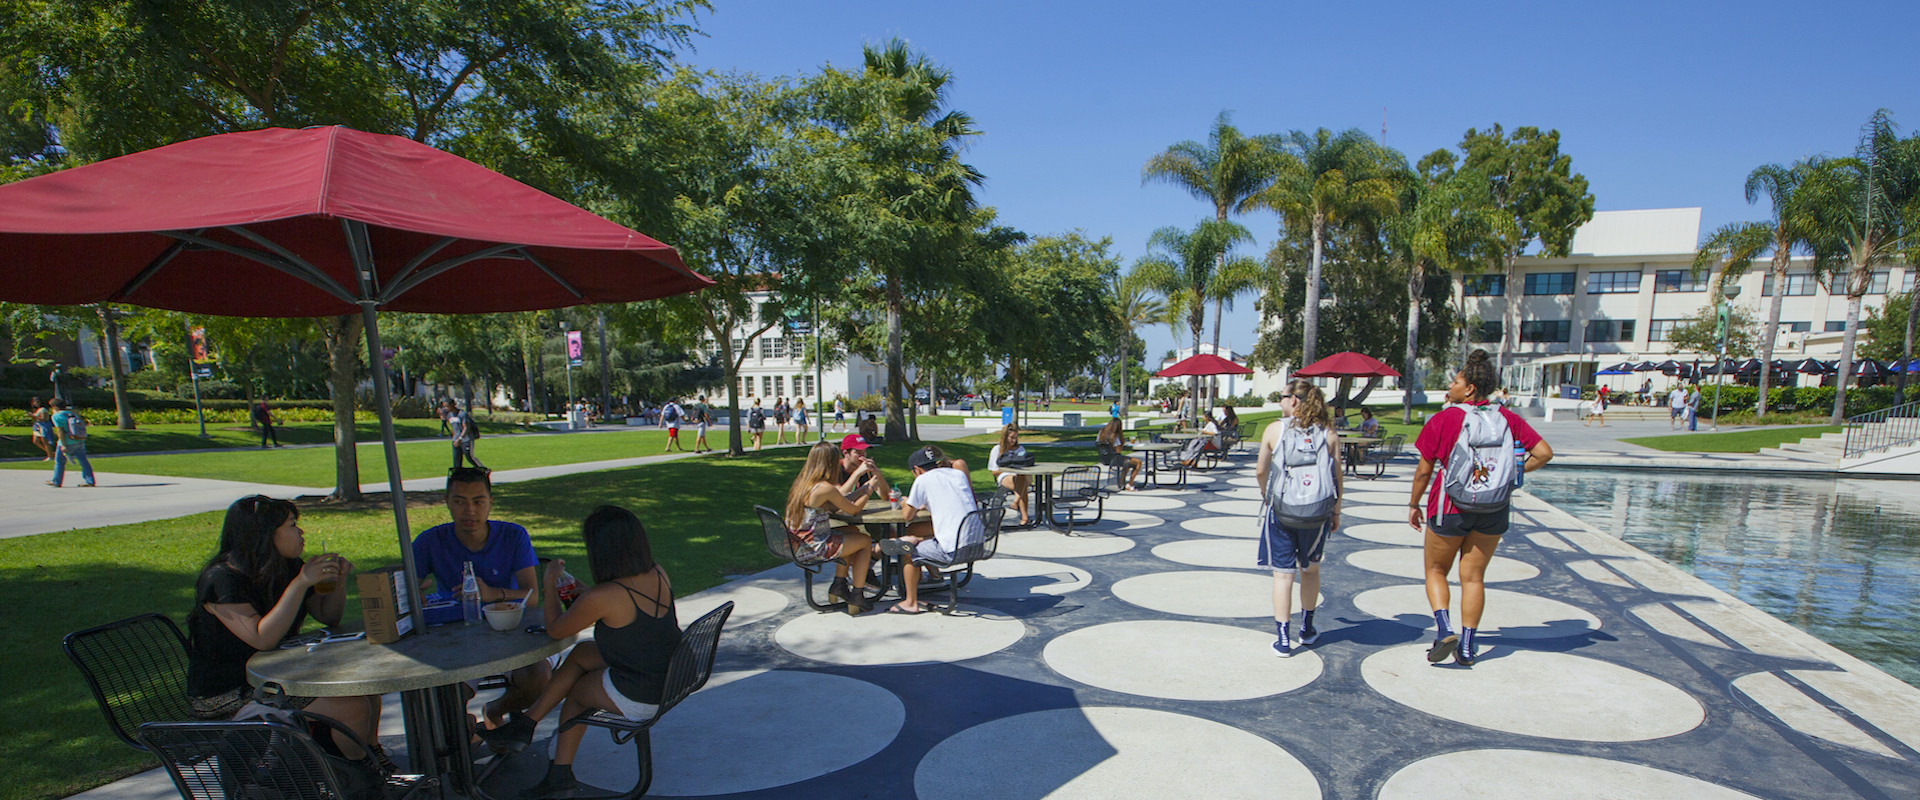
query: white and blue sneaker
1272 638 1293 658
1297 623 1320 646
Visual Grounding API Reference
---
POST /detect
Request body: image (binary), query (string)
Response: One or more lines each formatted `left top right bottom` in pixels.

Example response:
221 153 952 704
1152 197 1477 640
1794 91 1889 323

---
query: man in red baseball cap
839 434 876 493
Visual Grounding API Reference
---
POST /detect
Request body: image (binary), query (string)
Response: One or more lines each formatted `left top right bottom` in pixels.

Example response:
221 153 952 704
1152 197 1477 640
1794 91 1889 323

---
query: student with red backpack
1406 350 1553 666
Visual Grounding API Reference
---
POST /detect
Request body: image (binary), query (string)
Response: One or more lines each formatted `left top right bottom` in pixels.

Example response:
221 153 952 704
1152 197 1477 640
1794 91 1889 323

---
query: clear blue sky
678 0 1920 364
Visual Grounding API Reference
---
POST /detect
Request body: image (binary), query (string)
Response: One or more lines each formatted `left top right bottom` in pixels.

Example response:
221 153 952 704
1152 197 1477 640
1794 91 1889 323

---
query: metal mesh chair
1366 434 1407 479
756 505 883 612
1048 466 1105 533
139 712 423 800
558 601 733 800
64 613 195 751
914 504 1007 614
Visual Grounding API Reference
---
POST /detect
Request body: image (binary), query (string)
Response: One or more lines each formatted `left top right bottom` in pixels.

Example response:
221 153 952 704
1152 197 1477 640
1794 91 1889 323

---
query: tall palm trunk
1831 265 1866 424
884 274 908 441
1190 312 1204 426
1302 214 1327 366
1498 252 1517 372
1757 251 1789 417
1402 260 1424 425
1900 280 1919 405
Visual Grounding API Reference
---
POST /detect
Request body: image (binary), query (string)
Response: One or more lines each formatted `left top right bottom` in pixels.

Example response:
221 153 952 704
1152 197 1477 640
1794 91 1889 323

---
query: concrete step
1778 441 1842 455
1757 446 1838 463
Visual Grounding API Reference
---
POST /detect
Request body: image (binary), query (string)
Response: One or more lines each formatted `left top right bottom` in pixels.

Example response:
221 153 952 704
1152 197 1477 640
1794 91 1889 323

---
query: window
761 375 772 395
1586 271 1641 294
1524 272 1576 295
1648 319 1683 342
1841 271 1893 295
1519 320 1571 343
1762 273 1816 296
774 375 785 397
772 337 789 359
1463 274 1505 296
1905 270 1916 293
1471 321 1502 343
731 337 746 354
1584 319 1636 342
1778 321 1810 333
758 338 773 358
1653 270 1707 293
1825 321 1849 333
739 377 751 397
804 375 816 397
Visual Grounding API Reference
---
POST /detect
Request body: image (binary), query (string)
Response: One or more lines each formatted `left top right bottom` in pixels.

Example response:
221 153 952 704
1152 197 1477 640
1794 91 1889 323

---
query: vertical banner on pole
188 326 216 378
566 330 584 367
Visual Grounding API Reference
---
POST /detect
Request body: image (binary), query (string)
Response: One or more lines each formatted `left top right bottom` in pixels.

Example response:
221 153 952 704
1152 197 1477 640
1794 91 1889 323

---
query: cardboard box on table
355 565 415 643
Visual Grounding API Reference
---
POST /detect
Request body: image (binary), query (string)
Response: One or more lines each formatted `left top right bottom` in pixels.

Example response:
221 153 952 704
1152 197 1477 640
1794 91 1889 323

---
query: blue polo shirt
412 520 538 599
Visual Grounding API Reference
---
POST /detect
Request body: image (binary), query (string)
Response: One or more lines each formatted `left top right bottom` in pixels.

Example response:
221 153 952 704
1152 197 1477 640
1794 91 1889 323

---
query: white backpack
1439 403 1516 513
1265 423 1338 527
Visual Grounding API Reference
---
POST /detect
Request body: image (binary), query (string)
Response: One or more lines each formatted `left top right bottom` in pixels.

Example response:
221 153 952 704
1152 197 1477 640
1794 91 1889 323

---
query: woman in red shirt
1406 350 1553 666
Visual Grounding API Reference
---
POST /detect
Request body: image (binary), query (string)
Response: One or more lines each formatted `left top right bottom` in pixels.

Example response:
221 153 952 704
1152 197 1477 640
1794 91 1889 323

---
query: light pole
1710 284 1742 431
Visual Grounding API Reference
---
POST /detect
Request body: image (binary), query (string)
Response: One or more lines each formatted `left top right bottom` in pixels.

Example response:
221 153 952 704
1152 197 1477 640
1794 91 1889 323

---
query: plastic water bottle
1513 441 1526 488
460 561 482 625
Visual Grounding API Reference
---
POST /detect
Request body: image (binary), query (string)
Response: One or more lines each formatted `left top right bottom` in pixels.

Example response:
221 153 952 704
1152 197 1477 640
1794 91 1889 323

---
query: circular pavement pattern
1212 486 1265 501
1335 507 1405 525
677 584 789 630
1362 645 1702 741
1044 621 1323 700
1226 476 1263 488
1378 750 1762 800
1346 548 1540 583
1112 571 1320 617
995 529 1136 559
1178 516 1258 539
1343 521 1426 546
1353 585 1601 638
575 669 905 796
1151 538 1258 569
1101 494 1189 512
964 558 1093 597
1064 510 1166 533
1342 490 1413 504
914 707 1319 800
776 604 1025 665
1199 500 1266 516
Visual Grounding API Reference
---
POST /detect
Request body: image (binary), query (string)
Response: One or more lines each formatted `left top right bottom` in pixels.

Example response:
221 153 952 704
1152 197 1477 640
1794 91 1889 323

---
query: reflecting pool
1526 472 1920 688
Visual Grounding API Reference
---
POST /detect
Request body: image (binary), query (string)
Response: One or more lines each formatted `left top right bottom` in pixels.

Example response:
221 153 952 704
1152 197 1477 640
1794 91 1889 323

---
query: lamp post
1711 284 1742 431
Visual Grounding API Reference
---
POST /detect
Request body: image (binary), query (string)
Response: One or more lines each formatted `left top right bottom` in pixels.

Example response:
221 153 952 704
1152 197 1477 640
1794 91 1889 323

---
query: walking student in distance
749 398 767 450
785 440 886 615
47 398 94 488
1255 379 1342 657
774 397 792 444
450 405 485 469
794 397 810 441
660 397 685 452
253 400 282 448
1406 350 1553 667
478 507 682 800
888 445 979 614
412 468 553 730
832 395 848 432
28 396 53 461
690 395 712 454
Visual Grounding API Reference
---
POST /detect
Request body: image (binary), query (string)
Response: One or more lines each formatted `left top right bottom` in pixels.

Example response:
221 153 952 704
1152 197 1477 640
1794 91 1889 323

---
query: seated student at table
787 440 885 615
858 412 881 443
480 507 680 799
186 496 385 764
1097 417 1143 490
890 445 978 614
1219 404 1241 436
986 424 1033 525
1356 407 1380 438
1178 417 1222 468
412 467 550 729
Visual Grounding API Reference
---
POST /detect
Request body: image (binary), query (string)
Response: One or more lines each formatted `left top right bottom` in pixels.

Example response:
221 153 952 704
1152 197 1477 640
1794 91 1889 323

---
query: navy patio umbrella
1792 358 1833 374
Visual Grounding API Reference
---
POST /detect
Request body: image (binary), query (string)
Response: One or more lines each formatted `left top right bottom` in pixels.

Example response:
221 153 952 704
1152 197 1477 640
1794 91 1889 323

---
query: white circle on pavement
677 584 788 630
1363 645 1703 741
775 604 1025 665
1380 750 1761 800
1179 516 1258 539
1226 476 1263 488
1353 585 1601 639
1346 548 1539 583
1152 539 1259 569
574 669 904 795
1045 621 1322 700
1102 494 1188 512
995 529 1137 558
1343 491 1413 506
1112 571 1320 617
1200 500 1266 516
1212 486 1265 501
1335 507 1403 524
915 707 1319 800
1066 510 1165 533
965 558 1093 597
1344 522 1426 546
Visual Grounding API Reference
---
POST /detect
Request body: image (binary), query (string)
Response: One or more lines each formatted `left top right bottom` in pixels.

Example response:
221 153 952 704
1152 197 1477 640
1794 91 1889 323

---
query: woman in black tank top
477 506 682 798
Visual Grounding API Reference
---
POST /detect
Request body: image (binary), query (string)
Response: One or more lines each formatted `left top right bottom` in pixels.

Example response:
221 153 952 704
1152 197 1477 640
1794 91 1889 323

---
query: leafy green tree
1457 125 1595 371
1109 268 1165 413
1693 160 1819 417
1386 151 1506 422
1664 303 1760 360
1862 292 1913 363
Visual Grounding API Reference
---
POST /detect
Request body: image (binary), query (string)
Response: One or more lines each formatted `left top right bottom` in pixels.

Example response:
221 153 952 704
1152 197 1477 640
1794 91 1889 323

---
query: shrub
847 393 886 413
1220 392 1265 407
1269 391 1285 403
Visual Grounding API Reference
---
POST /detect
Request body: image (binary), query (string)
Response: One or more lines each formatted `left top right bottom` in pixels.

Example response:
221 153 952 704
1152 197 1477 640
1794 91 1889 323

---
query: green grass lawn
1620 425 1841 453
0 438 1097 800
0 419 524 459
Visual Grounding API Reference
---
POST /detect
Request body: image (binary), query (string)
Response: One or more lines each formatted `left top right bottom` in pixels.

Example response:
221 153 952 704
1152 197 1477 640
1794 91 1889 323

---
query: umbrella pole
359 302 426 625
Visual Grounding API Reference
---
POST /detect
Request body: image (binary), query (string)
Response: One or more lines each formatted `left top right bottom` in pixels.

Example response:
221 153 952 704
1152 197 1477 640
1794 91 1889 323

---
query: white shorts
697 423 709 435
601 670 660 722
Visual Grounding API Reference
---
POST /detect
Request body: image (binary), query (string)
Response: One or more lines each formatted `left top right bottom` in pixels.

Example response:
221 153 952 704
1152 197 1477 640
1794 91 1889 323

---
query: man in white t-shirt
887 445 978 614
1668 386 1687 429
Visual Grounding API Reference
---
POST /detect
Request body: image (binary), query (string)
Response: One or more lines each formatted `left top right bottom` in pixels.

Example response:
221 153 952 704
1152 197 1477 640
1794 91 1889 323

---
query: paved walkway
76 449 1920 799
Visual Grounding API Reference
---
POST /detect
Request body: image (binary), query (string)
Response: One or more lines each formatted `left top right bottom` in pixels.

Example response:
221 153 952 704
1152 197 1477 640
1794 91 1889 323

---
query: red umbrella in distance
0 126 711 621
1155 352 1254 377
1293 351 1402 379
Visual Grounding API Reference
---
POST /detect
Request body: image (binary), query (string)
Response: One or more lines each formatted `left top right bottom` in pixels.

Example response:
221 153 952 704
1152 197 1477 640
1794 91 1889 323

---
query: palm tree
1254 128 1403 366
1690 160 1816 418
1133 218 1252 423
1110 268 1165 415
1386 153 1506 423
1141 111 1284 225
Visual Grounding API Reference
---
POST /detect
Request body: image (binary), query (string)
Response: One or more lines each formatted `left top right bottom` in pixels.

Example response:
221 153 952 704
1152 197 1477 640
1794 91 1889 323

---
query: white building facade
708 292 912 408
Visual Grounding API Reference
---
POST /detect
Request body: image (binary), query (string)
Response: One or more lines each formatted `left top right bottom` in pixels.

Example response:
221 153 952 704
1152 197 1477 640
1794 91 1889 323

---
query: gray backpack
1439 404 1516 513
1265 424 1337 527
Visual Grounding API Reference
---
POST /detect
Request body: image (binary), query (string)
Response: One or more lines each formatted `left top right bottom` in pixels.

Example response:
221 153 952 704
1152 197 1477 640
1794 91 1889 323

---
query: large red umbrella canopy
0 126 710 314
1156 353 1254 377
1293 351 1402 379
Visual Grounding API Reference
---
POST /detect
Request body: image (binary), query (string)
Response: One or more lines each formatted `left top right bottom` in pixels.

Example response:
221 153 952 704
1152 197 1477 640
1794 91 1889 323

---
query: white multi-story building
708 292 912 407
1458 208 1913 396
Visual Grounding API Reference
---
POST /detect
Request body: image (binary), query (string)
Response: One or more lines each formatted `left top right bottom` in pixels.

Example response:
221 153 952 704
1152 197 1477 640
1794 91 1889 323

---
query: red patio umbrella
0 126 711 621
1155 352 1254 377
1292 351 1402 379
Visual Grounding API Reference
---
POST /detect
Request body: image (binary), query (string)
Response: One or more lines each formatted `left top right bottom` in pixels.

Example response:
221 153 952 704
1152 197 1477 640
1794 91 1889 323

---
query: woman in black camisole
480 506 681 799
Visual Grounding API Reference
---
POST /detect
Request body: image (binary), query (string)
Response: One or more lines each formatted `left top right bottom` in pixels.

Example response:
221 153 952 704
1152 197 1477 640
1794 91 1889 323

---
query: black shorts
1427 507 1509 538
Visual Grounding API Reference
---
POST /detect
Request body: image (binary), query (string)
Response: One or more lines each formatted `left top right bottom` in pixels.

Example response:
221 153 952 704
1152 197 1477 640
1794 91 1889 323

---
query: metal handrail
1843 399 1920 459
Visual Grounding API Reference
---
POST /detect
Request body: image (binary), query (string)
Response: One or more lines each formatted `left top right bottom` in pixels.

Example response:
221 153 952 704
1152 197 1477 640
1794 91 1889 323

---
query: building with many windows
709 291 912 409
1456 208 1913 396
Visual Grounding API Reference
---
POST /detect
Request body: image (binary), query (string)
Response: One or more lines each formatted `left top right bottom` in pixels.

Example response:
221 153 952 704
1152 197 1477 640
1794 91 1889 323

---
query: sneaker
1297 623 1320 646
1272 638 1293 658
1456 644 1484 667
1427 635 1458 664
474 712 536 753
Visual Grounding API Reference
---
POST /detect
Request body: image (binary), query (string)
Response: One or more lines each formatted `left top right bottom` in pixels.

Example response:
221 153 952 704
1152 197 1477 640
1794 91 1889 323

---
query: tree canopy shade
1457 125 1594 371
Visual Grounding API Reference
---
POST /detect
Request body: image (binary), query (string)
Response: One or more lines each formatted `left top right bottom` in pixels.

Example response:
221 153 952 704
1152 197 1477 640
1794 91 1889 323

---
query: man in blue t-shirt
412 467 548 728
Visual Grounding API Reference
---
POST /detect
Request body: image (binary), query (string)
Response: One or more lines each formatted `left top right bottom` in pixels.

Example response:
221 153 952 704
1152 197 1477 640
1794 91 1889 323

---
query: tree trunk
722 332 746 456
1190 316 1204 427
1119 341 1129 417
1830 277 1864 425
1758 252 1788 417
1402 261 1423 425
97 306 136 430
904 374 921 441
1498 252 1517 372
1303 215 1326 366
596 309 613 418
1351 376 1382 406
321 314 364 502
522 332 538 415
884 274 908 441
1899 281 1918 405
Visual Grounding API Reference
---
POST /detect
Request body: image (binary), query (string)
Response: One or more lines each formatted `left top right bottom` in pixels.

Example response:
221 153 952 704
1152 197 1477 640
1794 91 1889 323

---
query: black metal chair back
138 713 411 800
755 505 815 567
1048 466 1105 531
558 601 734 800
64 613 194 751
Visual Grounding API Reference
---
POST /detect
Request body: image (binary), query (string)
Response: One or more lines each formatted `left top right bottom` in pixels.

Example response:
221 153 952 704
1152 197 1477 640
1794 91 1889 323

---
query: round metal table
1126 442 1186 488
